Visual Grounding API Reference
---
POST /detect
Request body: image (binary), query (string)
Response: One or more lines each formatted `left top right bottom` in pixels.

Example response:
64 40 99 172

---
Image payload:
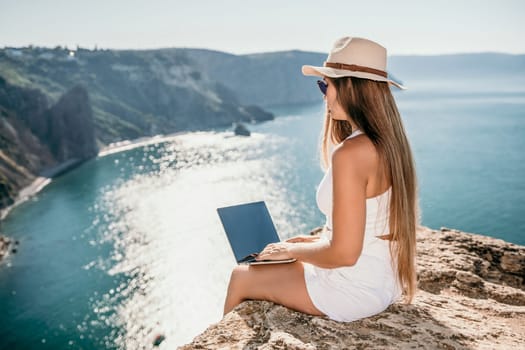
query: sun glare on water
86 131 306 347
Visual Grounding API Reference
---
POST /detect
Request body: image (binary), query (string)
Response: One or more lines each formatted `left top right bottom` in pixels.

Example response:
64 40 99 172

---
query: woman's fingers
257 242 291 260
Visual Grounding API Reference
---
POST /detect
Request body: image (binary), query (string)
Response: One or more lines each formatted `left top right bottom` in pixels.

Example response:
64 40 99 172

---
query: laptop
217 201 296 265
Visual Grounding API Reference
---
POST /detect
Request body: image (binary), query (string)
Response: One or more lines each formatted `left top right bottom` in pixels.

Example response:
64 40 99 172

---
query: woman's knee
228 264 269 300
228 265 249 291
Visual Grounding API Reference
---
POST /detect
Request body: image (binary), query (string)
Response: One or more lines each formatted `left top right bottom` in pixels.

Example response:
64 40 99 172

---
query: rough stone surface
0 234 16 262
0 78 98 210
180 226 525 349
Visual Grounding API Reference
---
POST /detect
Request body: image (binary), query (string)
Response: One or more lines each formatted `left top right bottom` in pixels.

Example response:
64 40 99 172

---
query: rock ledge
180 226 525 349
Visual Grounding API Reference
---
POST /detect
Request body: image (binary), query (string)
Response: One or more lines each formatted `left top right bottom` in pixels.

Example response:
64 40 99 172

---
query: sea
1 77 524 348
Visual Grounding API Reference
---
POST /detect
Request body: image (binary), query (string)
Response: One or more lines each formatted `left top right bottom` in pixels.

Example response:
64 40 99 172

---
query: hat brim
302 65 406 90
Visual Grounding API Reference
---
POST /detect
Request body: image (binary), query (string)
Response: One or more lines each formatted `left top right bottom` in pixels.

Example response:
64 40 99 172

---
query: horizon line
2 44 524 57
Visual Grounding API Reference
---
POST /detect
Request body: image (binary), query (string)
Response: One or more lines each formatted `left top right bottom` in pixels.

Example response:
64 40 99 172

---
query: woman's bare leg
223 261 324 316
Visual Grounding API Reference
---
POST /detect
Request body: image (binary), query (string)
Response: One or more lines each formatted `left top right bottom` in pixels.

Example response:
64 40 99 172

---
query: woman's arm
286 235 321 243
258 140 371 268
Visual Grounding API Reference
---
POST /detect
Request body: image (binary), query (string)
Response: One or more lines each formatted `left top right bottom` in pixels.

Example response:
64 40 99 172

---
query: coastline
0 132 179 263
0 158 85 221
0 129 213 264
0 176 51 221
97 131 188 157
0 130 194 223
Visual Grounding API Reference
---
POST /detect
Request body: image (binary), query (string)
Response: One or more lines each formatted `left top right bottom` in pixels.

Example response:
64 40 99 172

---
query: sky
1 0 524 55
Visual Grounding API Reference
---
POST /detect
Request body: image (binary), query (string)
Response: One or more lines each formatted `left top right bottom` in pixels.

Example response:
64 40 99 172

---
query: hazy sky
1 0 524 55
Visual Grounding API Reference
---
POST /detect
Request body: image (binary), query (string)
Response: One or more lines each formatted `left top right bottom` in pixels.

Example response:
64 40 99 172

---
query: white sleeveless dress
303 129 402 322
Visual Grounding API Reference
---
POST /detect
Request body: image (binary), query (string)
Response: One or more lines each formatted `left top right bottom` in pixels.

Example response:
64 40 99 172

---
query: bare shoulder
331 136 373 207
332 135 378 175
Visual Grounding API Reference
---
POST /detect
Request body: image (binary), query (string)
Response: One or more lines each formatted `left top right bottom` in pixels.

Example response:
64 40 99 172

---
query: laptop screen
217 201 281 263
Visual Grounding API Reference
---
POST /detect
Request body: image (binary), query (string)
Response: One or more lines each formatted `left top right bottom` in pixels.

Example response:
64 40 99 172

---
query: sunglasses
317 80 327 95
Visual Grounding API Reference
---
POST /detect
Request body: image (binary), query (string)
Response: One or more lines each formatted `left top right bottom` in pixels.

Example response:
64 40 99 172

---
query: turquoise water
1 82 524 348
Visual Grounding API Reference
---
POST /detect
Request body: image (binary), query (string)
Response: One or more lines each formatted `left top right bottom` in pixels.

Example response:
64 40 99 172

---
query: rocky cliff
180 226 525 349
0 47 277 210
37 85 97 163
0 47 275 145
0 77 97 210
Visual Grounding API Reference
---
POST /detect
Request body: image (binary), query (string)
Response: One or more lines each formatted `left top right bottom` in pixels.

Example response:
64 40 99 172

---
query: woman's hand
257 242 294 261
286 235 321 243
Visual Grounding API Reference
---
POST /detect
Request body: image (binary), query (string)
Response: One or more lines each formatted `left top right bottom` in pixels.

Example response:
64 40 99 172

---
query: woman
223 36 419 322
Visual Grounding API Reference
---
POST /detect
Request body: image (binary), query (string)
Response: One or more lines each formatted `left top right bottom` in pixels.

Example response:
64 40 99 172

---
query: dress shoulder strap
344 129 363 140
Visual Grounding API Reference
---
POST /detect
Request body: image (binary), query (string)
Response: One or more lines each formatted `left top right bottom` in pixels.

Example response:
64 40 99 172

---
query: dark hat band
324 62 388 78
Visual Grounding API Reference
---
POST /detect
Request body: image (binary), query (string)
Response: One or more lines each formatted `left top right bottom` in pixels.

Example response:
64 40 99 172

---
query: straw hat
302 36 405 89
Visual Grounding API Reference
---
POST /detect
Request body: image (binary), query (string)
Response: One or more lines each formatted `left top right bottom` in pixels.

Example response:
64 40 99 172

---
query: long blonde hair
320 77 420 303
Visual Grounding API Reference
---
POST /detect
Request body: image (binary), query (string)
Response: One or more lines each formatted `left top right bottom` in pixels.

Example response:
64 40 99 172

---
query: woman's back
317 129 392 243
